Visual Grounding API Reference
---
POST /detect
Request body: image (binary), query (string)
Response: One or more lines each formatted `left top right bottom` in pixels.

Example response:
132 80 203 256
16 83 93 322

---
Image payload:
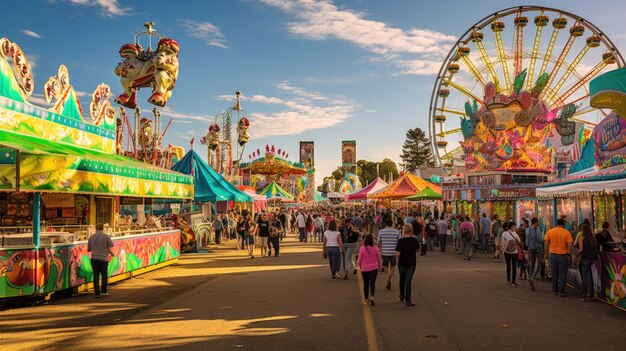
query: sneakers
558 293 568 297
386 281 392 290
369 298 375 306
335 273 343 279
406 302 415 307
397 296 405 303
529 279 536 291
510 283 517 287
100 292 109 297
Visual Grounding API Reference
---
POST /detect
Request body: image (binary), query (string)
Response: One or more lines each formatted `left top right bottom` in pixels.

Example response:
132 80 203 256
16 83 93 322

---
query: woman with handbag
500 221 522 287
323 220 345 279
575 224 599 301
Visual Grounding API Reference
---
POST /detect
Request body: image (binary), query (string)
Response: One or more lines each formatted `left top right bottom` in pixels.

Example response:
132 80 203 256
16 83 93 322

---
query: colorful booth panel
0 230 180 299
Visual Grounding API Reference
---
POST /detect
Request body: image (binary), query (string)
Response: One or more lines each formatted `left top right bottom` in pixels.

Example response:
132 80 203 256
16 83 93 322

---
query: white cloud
250 82 356 139
147 105 214 124
260 0 456 75
179 19 228 48
68 0 129 17
21 30 42 39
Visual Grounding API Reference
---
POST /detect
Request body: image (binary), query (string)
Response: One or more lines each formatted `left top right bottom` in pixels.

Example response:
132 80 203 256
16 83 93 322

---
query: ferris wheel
428 6 624 172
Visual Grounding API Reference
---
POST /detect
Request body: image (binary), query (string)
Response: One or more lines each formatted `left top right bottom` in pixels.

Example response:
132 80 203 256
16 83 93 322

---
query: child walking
357 234 382 306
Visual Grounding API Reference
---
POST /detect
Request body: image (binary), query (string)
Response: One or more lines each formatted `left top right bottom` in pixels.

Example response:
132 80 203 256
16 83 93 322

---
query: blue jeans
438 234 447 251
581 258 596 296
550 253 569 294
461 238 471 258
298 227 306 242
481 233 489 251
528 249 542 280
427 236 435 251
398 265 416 304
343 242 357 273
326 247 341 277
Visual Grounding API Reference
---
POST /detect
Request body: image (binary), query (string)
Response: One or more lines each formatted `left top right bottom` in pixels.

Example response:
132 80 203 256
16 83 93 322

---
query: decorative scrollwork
0 38 34 97
90 84 115 127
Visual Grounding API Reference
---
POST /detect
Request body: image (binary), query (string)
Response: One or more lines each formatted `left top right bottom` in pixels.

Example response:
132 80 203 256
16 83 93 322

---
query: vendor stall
0 36 194 301
536 67 626 310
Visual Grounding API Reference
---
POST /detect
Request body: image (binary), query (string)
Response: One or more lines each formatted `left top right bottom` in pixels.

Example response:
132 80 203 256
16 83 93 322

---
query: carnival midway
0 3 625 351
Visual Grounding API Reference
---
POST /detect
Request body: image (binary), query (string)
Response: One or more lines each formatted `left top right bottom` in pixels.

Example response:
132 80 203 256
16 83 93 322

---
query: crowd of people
210 205 618 305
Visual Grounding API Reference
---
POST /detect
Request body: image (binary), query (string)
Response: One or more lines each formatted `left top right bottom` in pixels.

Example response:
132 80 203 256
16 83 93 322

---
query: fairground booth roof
258 181 294 200
0 38 193 199
405 186 443 201
369 172 441 200
346 177 388 201
172 150 252 203
240 146 307 177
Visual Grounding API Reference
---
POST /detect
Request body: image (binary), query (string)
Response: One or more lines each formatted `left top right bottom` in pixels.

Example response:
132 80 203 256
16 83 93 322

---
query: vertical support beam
552 197 558 228
89 194 97 225
32 192 41 248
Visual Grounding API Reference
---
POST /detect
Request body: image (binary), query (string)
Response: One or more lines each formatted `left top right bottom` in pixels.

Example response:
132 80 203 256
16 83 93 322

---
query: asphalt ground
0 236 624 351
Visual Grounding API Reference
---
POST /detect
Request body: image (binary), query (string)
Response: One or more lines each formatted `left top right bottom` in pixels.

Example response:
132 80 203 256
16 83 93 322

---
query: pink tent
346 177 388 201
237 186 268 213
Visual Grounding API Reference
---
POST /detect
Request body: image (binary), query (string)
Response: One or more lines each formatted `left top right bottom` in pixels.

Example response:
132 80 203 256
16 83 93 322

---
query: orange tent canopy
368 172 441 200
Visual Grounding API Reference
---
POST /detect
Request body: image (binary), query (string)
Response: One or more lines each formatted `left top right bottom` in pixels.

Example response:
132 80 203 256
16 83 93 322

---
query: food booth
0 37 194 303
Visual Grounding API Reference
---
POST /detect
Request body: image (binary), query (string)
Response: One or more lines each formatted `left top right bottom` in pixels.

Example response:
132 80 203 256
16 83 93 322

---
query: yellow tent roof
368 172 441 200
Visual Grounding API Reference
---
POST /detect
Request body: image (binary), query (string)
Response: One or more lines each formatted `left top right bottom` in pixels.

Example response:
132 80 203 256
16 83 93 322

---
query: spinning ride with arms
428 6 624 174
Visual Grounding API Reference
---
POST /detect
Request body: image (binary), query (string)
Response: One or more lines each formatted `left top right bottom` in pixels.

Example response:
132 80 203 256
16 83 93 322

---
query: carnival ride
113 22 181 169
240 145 313 201
201 91 251 178
428 6 624 174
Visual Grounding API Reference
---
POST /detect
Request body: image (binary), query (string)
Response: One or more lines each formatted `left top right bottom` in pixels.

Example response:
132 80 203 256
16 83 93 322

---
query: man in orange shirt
543 218 573 296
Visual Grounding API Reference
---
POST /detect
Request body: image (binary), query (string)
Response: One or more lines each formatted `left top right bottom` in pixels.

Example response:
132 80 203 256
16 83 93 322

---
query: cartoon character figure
201 124 221 151
114 37 180 108
237 117 250 146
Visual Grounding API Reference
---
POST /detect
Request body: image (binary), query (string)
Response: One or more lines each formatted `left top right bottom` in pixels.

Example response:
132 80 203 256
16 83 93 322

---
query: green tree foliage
357 159 399 185
400 127 434 171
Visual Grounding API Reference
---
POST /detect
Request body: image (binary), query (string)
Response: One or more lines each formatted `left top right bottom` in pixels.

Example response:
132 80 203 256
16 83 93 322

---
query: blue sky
4 0 626 185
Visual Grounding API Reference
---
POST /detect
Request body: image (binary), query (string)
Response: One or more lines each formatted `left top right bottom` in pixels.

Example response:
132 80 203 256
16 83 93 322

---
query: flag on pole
190 138 195 150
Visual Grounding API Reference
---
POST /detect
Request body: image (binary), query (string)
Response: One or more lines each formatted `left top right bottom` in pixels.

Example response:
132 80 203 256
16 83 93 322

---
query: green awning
405 186 442 201
259 182 294 200
0 131 194 199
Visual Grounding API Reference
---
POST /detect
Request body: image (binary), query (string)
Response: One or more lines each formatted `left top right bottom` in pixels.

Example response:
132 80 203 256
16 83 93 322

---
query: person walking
212 214 223 245
575 224 599 301
377 217 400 290
395 223 420 308
296 211 307 242
357 234 381 306
544 218 574 296
256 213 271 257
479 213 491 254
269 215 283 257
459 216 474 260
342 218 361 279
425 217 437 252
437 215 448 252
450 215 460 253
87 224 115 298
313 214 325 242
246 216 256 259
236 213 249 250
501 221 522 287
323 220 345 279
525 218 543 290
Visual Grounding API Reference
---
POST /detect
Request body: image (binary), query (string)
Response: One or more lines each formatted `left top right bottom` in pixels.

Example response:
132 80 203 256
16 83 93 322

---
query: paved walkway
1 237 624 351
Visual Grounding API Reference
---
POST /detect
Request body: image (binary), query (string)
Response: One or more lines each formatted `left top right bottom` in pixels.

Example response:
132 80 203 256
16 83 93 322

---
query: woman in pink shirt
357 234 382 306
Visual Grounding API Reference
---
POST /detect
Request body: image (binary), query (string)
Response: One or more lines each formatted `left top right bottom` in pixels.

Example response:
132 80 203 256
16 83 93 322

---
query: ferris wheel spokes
526 12 548 91
491 17 512 93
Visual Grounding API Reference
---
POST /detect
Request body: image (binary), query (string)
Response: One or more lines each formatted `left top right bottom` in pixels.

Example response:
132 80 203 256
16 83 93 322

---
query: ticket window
95 197 114 226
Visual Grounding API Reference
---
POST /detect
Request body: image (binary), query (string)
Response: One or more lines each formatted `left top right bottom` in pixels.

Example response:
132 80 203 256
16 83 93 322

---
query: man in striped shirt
378 217 400 290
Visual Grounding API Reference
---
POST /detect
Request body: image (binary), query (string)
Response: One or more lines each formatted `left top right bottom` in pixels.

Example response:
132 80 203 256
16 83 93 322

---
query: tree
316 168 346 192
357 158 399 185
400 127 434 171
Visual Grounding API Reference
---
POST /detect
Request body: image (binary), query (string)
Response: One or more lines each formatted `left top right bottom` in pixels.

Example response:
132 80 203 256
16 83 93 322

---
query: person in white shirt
296 211 307 242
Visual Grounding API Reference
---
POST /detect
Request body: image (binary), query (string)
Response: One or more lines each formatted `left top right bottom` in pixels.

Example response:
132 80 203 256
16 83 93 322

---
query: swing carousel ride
201 91 251 179
429 6 624 176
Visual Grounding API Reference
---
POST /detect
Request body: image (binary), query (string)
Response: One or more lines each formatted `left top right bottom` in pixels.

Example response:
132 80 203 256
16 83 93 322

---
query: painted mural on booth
593 113 626 169
0 231 180 299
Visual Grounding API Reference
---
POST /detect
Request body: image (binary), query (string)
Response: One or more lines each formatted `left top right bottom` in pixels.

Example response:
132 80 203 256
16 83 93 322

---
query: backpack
462 228 472 240
504 232 518 253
